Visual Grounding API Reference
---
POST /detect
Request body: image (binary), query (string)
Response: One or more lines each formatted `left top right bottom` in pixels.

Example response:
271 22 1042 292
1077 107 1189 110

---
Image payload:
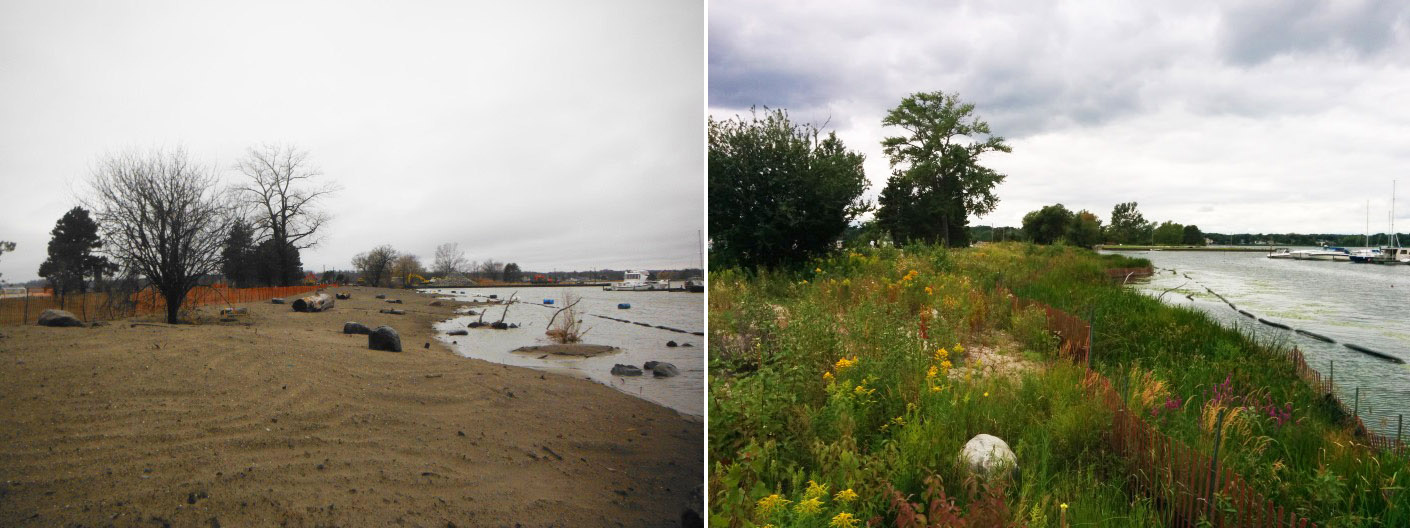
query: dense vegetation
709 243 1407 527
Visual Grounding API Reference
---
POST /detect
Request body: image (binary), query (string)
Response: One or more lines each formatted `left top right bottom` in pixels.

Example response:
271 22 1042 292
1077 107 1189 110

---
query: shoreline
0 286 702 526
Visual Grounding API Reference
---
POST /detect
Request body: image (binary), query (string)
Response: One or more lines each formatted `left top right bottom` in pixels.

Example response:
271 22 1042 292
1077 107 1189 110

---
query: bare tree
391 254 425 287
0 241 14 280
477 259 503 281
432 243 467 277
352 245 397 287
234 144 338 286
87 148 231 324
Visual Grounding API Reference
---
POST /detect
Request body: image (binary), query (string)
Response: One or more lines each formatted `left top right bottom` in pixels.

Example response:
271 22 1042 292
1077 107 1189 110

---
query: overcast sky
710 0 1410 237
0 1 703 283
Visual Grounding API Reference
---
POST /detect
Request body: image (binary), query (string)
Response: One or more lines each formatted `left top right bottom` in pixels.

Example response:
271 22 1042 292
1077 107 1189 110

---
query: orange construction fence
0 284 324 326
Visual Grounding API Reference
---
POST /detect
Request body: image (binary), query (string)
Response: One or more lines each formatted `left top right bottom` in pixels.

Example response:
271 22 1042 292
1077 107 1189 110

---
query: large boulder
610 364 643 376
959 434 1018 482
651 362 680 378
343 322 371 335
37 309 83 327
369 326 402 352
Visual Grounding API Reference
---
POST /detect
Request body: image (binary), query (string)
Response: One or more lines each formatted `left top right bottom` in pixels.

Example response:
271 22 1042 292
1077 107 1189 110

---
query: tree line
709 91 1009 269
1013 201 1205 248
22 145 336 323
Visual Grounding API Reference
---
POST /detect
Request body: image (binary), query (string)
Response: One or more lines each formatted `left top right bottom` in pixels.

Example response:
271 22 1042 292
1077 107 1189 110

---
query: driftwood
496 291 518 324
292 292 335 312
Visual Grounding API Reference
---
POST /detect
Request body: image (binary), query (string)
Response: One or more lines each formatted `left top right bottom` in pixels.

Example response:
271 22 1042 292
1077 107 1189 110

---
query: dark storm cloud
709 1 1410 234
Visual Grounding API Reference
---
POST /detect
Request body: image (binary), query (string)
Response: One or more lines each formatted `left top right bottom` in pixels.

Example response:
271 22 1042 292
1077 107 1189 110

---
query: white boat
1267 248 1294 259
604 270 657 291
1371 246 1410 264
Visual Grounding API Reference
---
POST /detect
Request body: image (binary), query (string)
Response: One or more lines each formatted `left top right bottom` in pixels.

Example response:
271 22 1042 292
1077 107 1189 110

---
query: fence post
1208 407 1227 522
1329 360 1334 392
1354 387 1359 419
1398 415 1403 453
23 288 30 324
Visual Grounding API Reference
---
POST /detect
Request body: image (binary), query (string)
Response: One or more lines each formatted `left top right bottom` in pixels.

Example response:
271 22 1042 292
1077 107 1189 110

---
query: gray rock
447 329 468 336
343 322 370 335
651 362 679 378
270 298 285 304
375 294 386 299
379 309 405 315
610 364 643 376
37 309 83 327
335 293 351 300
643 361 660 370
666 340 678 347
430 300 443 306
385 299 402 304
368 326 402 352
959 434 1018 482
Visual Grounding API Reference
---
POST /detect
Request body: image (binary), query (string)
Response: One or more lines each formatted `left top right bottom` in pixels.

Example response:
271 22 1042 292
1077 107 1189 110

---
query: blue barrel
543 299 554 305
617 303 631 309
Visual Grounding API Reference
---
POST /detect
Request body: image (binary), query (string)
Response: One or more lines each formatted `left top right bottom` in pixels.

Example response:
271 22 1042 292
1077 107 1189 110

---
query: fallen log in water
1294 328 1335 343
1256 318 1292 330
293 293 335 312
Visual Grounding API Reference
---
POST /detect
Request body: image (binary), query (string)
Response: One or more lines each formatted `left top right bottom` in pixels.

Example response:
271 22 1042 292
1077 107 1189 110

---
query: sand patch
513 344 620 357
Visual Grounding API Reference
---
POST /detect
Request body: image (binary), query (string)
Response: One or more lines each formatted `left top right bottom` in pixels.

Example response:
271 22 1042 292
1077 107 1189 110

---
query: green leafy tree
1182 224 1205 246
708 108 870 269
1021 204 1073 244
502 262 522 282
1152 221 1184 245
221 219 258 288
1107 202 1152 244
875 91 1010 247
38 206 115 296
1067 210 1104 249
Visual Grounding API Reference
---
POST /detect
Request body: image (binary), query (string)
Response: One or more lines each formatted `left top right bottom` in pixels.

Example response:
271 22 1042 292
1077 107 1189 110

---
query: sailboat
1370 181 1410 264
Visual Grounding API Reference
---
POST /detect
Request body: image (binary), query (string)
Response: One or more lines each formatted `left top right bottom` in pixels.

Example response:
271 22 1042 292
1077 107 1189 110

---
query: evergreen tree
221 220 258 288
38 207 114 295
254 239 302 286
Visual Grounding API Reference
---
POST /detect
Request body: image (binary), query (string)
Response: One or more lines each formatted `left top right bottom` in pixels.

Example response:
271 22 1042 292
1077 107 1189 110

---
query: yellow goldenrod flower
925 286 933 295
815 267 822 273
930 385 943 392
834 356 857 370
934 348 948 361
926 365 938 379
794 497 823 515
842 278 850 286
891 415 906 426
823 372 834 382
1061 503 1069 510
940 360 953 370
830 512 860 528
836 488 859 503
954 343 965 354
804 480 830 499
755 494 790 518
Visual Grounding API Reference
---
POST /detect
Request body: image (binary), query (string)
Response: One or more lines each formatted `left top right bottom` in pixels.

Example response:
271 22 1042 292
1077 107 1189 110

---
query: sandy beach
0 286 702 527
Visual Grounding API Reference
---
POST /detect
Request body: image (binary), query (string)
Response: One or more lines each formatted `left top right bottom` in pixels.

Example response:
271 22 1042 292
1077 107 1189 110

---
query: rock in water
37 309 83 327
666 340 678 347
643 360 660 370
447 329 468 336
610 364 643 376
651 362 679 378
959 434 1018 481
368 326 402 352
343 322 371 335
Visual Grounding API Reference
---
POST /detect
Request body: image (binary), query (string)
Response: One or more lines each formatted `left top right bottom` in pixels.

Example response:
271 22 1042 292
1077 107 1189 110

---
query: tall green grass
710 243 1408 526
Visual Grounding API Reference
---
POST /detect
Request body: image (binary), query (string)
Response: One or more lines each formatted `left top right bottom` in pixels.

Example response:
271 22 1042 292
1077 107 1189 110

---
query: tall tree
502 262 522 282
1152 220 1185 245
1182 224 1205 246
875 91 1010 247
1020 204 1073 245
253 239 303 286
1108 202 1152 244
1066 210 1104 249
352 245 397 287
432 243 467 277
38 207 114 296
234 144 338 286
708 108 870 269
476 259 504 281
220 219 258 288
87 148 230 324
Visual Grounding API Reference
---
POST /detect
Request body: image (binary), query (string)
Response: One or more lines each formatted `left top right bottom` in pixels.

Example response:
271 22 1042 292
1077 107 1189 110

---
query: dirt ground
0 286 703 527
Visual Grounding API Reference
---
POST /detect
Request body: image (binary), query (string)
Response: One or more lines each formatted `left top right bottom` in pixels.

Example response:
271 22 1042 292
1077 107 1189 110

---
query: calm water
421 287 704 417
1106 250 1410 436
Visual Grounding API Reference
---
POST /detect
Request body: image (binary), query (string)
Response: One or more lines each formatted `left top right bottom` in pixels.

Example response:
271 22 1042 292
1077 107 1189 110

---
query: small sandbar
513 344 620 357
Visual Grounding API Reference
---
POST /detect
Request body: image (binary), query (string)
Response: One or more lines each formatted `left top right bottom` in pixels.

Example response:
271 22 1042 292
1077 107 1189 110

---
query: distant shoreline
1099 245 1274 252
